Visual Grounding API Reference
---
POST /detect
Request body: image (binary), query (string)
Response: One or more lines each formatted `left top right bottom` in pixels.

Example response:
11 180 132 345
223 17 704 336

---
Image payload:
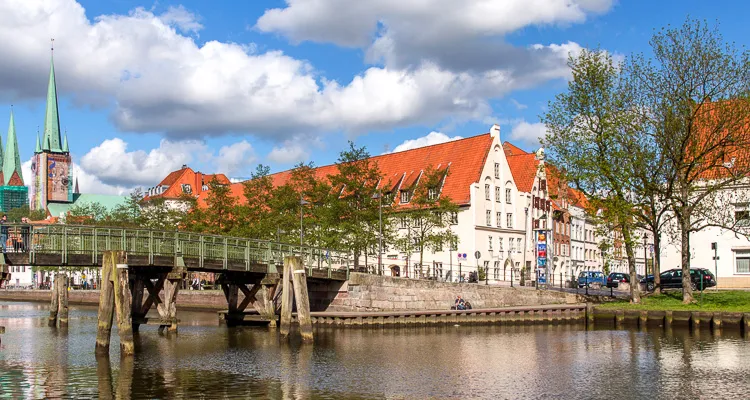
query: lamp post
300 194 309 247
371 191 383 275
486 249 492 286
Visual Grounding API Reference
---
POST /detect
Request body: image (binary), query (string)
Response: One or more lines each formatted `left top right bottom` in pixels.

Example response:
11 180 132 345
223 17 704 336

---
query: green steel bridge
0 224 352 281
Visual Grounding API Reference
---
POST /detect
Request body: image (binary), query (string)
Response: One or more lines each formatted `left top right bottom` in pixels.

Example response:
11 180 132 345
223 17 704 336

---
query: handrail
0 223 352 275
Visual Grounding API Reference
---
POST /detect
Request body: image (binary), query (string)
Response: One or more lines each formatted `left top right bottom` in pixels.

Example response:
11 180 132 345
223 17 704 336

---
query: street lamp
371 191 383 275
300 194 310 247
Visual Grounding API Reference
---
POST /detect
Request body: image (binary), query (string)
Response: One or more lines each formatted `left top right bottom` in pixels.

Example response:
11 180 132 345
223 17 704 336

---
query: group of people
451 295 473 310
0 215 32 253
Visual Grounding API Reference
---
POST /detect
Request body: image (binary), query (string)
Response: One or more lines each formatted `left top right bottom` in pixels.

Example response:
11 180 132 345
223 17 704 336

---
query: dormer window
181 184 192 194
428 187 438 201
202 184 209 191
400 190 411 204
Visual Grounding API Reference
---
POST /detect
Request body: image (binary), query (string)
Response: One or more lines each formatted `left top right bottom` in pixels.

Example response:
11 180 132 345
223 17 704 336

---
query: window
450 237 458 251
505 188 512 204
506 213 513 229
736 251 750 273
428 187 438 201
400 190 411 203
436 240 443 252
181 184 192 194
517 238 523 253
486 210 492 226
494 163 500 179
735 205 750 227
485 184 491 200
493 261 500 280
495 187 501 202
499 238 504 252
509 239 515 252
400 217 408 229
496 212 502 227
488 236 493 251
450 212 458 225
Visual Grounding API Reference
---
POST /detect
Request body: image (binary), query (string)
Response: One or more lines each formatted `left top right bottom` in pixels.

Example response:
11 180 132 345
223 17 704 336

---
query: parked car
640 268 716 291
578 271 606 288
606 272 632 289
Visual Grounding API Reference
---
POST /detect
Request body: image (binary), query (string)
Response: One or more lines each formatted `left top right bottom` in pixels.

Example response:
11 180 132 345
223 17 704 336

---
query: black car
641 268 716 291
606 272 632 288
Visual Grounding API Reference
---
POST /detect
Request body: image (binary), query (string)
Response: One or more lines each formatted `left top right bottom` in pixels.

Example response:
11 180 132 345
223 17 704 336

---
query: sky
0 0 748 195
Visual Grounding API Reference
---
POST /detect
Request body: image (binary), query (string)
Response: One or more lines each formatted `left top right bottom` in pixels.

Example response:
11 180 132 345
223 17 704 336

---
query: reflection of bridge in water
0 224 353 353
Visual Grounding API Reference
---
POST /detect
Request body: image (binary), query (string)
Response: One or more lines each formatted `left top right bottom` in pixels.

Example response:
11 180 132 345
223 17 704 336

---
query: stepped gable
198 133 495 207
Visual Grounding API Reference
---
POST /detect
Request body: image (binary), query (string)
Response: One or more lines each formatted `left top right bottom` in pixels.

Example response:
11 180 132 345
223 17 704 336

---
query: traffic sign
474 251 481 259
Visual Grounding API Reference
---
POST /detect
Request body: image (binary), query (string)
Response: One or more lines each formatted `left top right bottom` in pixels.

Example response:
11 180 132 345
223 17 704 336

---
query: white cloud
159 5 203 36
509 121 548 147
79 138 208 187
0 0 602 140
267 141 309 164
391 131 463 153
216 140 256 175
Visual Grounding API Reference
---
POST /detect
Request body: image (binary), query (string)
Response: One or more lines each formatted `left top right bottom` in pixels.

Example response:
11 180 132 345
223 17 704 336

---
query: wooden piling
96 254 116 354
49 276 59 327
279 259 294 337
58 274 69 327
130 276 145 333
289 256 313 343
112 252 134 356
161 275 181 333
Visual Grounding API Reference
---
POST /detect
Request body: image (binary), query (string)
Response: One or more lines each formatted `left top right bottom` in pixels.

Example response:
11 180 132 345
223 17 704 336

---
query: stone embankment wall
1 273 583 312
314 273 583 312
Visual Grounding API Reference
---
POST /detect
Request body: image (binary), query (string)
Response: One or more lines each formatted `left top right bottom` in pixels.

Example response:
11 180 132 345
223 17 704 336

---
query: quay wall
1 273 583 312
310 273 583 312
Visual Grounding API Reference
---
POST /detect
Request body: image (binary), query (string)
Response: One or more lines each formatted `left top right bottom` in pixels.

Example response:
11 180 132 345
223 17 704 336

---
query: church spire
62 130 69 152
42 39 62 153
4 109 23 186
74 177 79 194
35 128 41 153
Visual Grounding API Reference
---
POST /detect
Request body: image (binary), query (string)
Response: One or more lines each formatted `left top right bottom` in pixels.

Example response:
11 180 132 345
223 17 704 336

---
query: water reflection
1 301 749 399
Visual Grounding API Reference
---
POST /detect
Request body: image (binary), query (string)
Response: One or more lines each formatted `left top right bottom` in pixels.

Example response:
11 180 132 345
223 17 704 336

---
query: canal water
1 301 749 399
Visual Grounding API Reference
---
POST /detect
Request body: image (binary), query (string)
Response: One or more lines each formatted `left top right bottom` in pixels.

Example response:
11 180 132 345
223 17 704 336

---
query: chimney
489 124 500 138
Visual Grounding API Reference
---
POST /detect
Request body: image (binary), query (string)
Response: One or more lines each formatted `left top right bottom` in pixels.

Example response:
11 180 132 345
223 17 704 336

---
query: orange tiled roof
197 133 495 207
506 153 538 193
145 166 231 201
502 141 529 157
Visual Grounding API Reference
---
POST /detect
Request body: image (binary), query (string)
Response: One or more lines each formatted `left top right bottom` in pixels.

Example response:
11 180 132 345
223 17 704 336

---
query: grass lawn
597 290 750 313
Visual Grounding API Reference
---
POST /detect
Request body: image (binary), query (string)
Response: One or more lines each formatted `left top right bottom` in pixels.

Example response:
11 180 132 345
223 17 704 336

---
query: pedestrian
20 217 30 252
0 215 8 253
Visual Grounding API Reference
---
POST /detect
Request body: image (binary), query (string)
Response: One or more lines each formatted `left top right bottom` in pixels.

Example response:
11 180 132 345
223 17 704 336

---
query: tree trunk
653 230 661 290
680 214 694 303
622 226 641 304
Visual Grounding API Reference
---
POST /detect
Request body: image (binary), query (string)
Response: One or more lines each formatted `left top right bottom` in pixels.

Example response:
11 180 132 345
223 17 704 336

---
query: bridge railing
1 224 351 276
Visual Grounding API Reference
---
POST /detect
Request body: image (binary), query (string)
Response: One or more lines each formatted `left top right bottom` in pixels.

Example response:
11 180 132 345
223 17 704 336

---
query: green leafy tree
542 49 643 303
183 178 236 234
5 205 47 222
234 164 275 239
628 19 750 303
327 142 382 270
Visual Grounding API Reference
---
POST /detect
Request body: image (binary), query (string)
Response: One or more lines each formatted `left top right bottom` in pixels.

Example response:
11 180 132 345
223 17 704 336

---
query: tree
542 49 644 303
629 19 750 303
234 164 275 239
66 202 111 225
6 205 47 222
109 189 145 227
392 165 459 278
327 142 382 270
183 178 237 234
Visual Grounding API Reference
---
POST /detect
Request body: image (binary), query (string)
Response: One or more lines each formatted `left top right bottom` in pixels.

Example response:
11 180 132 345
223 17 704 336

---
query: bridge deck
1 224 351 281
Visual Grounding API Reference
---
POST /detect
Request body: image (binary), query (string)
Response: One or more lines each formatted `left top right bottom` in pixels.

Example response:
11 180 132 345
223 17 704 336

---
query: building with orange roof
144 165 230 210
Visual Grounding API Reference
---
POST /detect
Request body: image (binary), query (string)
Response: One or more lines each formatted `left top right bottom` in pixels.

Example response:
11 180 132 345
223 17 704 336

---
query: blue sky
0 0 748 194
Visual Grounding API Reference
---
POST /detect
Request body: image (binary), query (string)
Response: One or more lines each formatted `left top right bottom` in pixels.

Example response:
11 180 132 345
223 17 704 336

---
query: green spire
42 54 62 152
4 109 22 186
62 131 69 152
35 130 41 153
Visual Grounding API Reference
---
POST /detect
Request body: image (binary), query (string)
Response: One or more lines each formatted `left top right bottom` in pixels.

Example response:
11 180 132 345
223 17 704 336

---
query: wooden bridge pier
130 255 186 334
218 272 279 327
0 263 7 340
48 273 69 328
279 256 313 343
96 251 134 356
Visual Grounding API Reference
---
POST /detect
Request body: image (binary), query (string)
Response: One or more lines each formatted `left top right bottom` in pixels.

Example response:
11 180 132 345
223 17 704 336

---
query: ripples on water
1 301 749 399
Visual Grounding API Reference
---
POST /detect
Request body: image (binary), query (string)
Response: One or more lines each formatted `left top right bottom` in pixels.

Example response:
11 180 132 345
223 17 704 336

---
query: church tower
30 48 73 211
0 109 29 212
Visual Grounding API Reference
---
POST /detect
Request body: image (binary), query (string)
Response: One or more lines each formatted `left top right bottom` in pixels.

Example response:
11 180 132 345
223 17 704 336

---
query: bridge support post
258 276 279 328
0 263 8 288
95 251 134 356
96 254 115 354
49 275 60 327
290 257 313 343
158 266 184 334
130 276 145 333
279 258 294 337
57 273 69 327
